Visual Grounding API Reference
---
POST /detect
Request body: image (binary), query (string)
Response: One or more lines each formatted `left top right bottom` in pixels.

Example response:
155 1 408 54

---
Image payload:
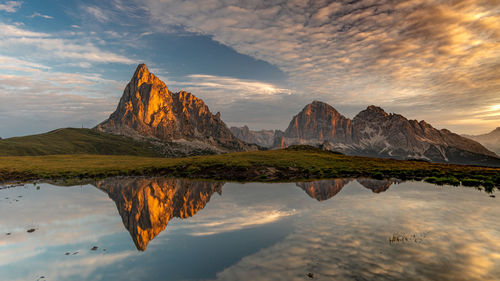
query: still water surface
0 178 499 281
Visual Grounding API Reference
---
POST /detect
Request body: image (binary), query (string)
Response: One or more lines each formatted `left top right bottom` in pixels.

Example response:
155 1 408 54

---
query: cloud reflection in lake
0 178 498 280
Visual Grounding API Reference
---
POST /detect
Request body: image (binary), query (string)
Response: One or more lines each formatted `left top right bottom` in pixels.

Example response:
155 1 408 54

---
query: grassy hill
0 128 160 157
0 146 498 191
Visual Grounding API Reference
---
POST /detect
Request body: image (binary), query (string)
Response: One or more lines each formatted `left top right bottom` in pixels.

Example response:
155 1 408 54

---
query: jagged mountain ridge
96 177 223 251
232 101 499 166
230 126 280 148
283 102 498 165
96 64 254 154
464 127 500 155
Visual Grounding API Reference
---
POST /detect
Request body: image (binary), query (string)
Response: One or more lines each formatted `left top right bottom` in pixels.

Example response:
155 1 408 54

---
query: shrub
461 178 482 187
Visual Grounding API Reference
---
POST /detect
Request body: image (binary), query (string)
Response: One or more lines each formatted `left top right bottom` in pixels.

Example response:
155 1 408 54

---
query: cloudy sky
0 0 498 138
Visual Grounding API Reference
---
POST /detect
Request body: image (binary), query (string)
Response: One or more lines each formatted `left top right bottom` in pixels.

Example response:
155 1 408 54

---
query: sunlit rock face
297 179 353 201
96 177 223 251
356 178 401 193
284 101 353 144
96 64 252 153
277 101 500 166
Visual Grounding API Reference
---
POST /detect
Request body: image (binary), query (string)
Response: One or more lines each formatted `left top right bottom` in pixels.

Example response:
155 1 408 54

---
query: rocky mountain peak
96 64 253 153
274 101 499 166
304 100 341 116
131 63 166 90
283 101 352 142
354 105 389 121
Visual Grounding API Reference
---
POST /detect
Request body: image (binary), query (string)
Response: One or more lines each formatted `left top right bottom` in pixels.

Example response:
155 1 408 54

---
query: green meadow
0 145 498 192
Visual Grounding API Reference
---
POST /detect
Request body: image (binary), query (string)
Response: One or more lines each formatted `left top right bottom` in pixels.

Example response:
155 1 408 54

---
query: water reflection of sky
0 179 498 281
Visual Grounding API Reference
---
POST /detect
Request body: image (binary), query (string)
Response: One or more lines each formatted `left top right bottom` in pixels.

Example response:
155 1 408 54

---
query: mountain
285 101 353 144
96 177 223 251
464 127 500 155
272 101 499 166
230 126 279 147
96 64 254 155
0 128 161 157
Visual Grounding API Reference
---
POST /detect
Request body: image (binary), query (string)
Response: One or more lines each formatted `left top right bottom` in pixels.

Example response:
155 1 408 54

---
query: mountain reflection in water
296 178 402 201
96 178 223 251
1 178 499 281
97 177 405 250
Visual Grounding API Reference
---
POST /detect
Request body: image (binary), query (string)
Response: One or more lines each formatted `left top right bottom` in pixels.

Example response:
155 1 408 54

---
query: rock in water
96 64 253 153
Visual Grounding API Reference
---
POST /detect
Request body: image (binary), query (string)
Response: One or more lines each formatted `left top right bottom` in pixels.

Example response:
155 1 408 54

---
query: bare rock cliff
275 101 500 166
96 64 253 153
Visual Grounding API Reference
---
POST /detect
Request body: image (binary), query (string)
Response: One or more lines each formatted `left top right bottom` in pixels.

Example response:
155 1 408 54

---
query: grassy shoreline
0 147 499 191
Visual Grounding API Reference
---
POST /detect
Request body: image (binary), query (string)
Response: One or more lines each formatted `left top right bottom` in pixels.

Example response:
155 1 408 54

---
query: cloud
176 209 296 236
0 184 136 281
84 5 109 22
0 19 135 137
137 0 500 134
139 31 153 37
159 74 294 129
0 0 21 12
28 12 53 19
213 181 500 281
0 55 51 72
0 64 124 137
0 22 134 64
167 74 291 104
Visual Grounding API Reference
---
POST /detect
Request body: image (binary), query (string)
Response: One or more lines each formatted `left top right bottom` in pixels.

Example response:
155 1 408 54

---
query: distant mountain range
96 177 402 251
230 126 276 148
233 101 500 166
463 128 500 155
1 64 497 166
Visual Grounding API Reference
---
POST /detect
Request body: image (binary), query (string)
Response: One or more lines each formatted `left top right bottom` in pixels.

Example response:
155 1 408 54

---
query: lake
1 177 499 281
